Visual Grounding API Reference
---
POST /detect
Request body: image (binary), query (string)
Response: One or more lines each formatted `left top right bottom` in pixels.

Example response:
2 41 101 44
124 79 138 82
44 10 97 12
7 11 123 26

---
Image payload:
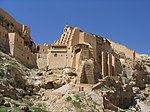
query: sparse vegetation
72 100 81 109
23 99 33 107
0 106 23 112
6 60 19 69
74 95 81 102
66 96 72 102
66 95 82 110
30 107 48 112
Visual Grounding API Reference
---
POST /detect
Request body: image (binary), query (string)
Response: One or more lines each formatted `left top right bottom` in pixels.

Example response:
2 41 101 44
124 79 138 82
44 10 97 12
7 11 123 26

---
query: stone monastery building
0 8 135 84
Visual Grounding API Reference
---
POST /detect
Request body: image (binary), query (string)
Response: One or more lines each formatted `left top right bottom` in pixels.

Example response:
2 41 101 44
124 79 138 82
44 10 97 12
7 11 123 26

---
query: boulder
3 101 11 107
53 79 65 89
63 68 76 76
44 81 54 89
19 105 29 111
0 93 4 105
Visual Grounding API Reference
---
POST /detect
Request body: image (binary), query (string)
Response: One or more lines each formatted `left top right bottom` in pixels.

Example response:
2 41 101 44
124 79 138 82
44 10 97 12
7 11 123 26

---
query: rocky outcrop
0 54 28 99
93 76 135 111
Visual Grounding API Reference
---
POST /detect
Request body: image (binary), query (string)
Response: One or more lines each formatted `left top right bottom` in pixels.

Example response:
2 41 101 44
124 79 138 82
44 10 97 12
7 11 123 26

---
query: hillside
0 43 150 112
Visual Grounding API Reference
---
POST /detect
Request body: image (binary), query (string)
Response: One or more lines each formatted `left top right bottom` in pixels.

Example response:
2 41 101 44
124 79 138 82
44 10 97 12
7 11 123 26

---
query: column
108 54 112 76
102 51 106 78
112 56 116 76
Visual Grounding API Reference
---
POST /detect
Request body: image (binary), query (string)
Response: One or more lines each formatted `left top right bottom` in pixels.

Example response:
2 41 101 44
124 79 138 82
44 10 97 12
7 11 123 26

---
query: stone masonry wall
8 33 37 68
0 26 8 50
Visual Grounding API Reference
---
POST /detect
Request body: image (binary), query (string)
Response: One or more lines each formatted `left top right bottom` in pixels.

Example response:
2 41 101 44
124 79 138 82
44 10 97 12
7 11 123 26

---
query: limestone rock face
0 51 30 100
93 76 134 111
118 54 150 111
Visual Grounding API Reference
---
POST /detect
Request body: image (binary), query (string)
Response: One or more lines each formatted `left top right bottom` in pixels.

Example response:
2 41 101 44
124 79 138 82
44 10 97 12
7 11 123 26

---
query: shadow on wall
80 67 88 83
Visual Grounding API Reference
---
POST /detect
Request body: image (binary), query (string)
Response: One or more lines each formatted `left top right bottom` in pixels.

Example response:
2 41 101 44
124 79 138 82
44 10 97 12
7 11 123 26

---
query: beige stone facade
0 8 123 84
0 8 37 68
36 44 50 68
37 25 122 84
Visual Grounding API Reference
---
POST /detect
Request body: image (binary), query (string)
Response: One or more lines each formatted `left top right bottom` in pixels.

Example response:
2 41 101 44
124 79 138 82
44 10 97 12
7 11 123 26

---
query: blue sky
0 0 150 54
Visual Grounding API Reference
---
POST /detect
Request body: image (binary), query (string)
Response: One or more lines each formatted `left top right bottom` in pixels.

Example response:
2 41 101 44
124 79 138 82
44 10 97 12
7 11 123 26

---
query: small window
98 56 101 63
27 57 29 60
37 46 40 52
38 55 40 58
54 53 57 57
17 39 18 41
43 49 44 51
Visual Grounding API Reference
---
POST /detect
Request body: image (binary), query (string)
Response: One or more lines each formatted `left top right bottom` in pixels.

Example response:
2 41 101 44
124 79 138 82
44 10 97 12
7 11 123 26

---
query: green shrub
72 101 81 109
74 95 81 102
66 96 72 102
65 95 83 110
0 106 8 112
6 60 18 69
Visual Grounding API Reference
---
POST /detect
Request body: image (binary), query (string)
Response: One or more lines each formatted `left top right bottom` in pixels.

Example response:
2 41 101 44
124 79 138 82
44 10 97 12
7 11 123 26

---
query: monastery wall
79 33 97 60
70 28 80 46
0 8 22 32
8 33 37 68
73 44 94 84
0 25 8 49
36 44 50 54
37 53 48 68
36 44 50 68
48 45 71 68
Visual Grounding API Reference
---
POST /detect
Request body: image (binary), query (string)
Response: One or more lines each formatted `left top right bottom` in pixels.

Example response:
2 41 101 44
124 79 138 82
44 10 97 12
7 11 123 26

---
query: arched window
37 45 40 52
54 53 57 57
